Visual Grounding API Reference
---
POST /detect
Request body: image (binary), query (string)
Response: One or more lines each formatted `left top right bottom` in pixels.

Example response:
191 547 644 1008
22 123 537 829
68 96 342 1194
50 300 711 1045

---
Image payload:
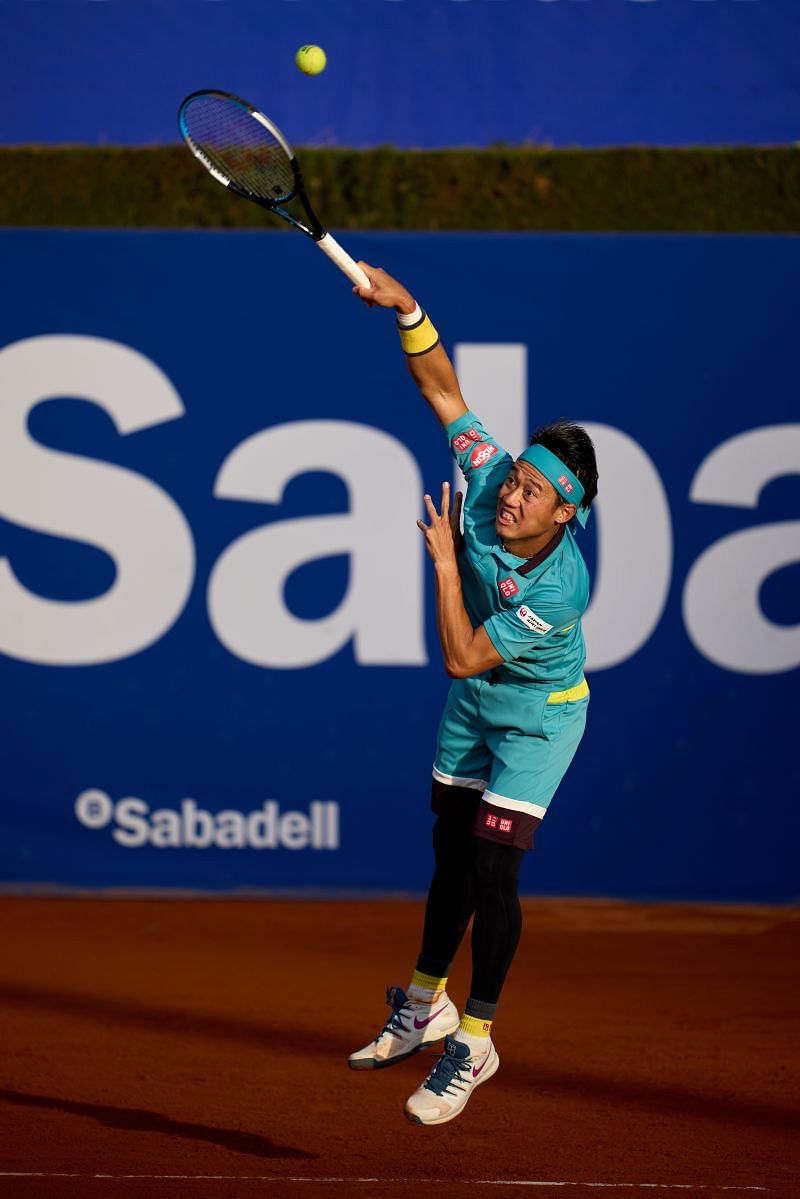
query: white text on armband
517 606 553 634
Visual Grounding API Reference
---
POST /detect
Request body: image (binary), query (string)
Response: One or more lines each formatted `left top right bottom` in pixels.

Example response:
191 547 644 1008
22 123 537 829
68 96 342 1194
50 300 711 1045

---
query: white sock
407 983 443 1004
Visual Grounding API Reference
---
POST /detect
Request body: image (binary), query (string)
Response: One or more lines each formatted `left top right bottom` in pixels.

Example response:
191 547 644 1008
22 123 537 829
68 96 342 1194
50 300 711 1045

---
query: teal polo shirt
446 410 590 689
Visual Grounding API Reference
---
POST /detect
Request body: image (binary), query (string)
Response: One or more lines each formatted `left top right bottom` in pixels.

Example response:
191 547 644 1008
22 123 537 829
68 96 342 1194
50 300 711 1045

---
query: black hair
529 419 598 519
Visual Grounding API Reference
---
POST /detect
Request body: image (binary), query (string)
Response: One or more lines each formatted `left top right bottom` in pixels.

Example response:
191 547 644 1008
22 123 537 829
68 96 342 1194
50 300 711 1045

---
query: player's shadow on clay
0 1089 314 1160
0 980 354 1060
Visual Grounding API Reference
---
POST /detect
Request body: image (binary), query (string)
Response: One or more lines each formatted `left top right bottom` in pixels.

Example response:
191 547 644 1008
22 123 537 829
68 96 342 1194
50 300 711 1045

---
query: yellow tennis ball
295 45 327 76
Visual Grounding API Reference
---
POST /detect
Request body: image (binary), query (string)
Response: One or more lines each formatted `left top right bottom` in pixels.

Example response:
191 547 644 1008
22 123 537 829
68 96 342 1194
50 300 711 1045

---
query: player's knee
471 835 524 897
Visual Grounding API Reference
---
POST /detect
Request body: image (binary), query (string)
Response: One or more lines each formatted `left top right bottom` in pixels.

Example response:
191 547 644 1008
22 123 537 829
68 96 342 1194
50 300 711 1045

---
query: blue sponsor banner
0 230 798 899
3 0 799 149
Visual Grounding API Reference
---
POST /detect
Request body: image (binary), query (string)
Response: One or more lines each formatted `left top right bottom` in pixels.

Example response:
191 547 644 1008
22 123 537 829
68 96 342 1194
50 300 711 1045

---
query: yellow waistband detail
547 678 589 704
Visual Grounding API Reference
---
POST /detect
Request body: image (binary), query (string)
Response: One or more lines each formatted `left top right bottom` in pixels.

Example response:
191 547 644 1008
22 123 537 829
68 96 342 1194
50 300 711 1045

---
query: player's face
496 460 570 548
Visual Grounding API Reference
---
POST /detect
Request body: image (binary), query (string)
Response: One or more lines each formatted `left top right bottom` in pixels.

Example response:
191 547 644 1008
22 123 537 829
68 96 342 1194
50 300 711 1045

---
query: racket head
178 90 299 205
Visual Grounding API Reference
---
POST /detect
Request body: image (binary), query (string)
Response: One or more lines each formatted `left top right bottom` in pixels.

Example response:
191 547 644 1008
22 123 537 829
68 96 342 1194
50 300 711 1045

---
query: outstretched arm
354 263 468 430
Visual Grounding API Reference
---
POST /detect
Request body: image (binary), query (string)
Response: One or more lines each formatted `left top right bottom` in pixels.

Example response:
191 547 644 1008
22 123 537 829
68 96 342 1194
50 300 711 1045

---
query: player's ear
555 502 577 525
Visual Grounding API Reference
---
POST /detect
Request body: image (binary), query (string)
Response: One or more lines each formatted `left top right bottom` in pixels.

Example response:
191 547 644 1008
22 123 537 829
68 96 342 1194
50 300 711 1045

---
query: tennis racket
178 89 370 288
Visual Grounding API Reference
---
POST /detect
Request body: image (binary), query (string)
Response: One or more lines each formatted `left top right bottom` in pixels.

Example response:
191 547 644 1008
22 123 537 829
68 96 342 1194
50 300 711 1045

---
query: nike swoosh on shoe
412 1004 449 1030
472 1053 492 1078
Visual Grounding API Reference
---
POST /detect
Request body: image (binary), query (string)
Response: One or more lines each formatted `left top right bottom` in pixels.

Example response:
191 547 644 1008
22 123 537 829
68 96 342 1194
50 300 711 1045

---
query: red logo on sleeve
453 428 483 453
499 818 513 833
471 443 498 469
485 813 498 829
498 577 519 599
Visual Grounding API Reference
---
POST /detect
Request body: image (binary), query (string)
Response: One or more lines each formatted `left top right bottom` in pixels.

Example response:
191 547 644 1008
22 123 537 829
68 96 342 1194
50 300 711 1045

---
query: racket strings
181 95 296 203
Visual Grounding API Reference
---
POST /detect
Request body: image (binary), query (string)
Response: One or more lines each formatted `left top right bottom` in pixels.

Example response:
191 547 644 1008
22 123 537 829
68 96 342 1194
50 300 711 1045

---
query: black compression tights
417 813 524 1006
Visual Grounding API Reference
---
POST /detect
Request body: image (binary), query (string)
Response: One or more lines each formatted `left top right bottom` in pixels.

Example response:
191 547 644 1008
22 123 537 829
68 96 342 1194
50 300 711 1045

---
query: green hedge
1 145 798 231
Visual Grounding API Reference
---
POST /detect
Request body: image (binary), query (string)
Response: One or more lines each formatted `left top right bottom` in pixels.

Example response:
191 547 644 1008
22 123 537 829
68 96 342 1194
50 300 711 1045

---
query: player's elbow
441 627 499 678
444 660 467 679
443 653 481 679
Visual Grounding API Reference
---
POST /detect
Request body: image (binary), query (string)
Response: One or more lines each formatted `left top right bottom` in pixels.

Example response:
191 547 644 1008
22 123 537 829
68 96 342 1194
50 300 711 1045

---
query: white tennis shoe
403 1034 499 1125
348 986 459 1070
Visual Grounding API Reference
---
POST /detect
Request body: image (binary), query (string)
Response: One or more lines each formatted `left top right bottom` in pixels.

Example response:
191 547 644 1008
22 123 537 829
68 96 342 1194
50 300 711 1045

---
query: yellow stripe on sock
460 1013 492 1038
410 969 448 993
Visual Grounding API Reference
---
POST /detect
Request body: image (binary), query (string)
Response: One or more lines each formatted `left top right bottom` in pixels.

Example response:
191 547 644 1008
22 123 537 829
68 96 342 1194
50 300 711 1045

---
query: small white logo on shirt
516 606 553 635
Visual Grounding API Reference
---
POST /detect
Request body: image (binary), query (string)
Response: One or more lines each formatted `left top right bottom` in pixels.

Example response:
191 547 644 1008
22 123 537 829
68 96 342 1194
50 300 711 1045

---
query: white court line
0 1175 769 1190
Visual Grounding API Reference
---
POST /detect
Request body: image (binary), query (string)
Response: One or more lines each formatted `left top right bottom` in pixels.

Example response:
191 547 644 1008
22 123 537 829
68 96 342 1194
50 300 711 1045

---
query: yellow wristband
397 310 440 356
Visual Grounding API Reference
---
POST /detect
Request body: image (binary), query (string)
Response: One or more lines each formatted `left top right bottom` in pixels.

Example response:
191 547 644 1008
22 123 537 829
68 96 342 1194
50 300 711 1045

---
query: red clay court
1 896 798 1198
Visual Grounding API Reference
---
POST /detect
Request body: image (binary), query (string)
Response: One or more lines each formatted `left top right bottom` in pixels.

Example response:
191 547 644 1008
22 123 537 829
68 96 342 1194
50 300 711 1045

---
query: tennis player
348 264 598 1127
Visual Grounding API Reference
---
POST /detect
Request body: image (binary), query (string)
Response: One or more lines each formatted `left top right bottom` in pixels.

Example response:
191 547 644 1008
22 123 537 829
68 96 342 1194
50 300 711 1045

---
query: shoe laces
423 1048 471 1096
374 986 413 1042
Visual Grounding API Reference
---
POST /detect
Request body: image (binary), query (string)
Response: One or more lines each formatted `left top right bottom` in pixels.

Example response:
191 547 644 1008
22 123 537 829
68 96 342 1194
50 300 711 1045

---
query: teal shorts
432 673 589 850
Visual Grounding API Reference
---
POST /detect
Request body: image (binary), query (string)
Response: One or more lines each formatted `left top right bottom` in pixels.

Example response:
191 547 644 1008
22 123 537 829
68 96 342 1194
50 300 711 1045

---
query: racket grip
316 233 371 288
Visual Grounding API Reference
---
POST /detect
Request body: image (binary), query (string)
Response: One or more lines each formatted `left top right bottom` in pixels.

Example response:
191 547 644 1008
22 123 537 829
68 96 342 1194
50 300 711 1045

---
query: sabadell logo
74 789 339 851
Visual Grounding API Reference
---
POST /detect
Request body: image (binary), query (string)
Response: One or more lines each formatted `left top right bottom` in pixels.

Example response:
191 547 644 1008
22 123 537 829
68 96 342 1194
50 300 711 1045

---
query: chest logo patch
471 443 498 469
498 576 519 600
516 606 553 635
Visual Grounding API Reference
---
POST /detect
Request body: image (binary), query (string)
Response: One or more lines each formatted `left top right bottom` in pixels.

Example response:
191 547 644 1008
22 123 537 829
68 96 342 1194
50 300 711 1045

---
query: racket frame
178 90 369 286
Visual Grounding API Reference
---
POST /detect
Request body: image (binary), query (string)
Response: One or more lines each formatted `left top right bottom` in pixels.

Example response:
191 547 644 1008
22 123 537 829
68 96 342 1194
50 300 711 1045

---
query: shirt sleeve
444 410 513 497
482 590 581 662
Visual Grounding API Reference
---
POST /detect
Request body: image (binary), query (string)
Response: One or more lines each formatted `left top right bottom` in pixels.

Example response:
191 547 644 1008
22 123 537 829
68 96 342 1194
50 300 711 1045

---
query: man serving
349 264 598 1127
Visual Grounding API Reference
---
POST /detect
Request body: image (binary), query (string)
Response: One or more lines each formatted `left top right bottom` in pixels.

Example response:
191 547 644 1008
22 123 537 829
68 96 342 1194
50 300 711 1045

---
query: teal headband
518 443 590 529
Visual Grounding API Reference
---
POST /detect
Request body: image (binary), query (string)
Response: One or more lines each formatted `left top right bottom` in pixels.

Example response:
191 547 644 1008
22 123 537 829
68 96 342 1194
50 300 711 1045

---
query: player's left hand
417 482 463 567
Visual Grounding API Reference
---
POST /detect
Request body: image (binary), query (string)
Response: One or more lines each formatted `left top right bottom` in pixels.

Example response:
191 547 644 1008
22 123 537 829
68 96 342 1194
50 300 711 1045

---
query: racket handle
316 233 371 288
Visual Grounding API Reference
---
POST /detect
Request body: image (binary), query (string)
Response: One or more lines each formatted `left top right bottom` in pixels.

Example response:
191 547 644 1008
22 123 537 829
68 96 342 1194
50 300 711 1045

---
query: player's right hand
353 262 417 315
